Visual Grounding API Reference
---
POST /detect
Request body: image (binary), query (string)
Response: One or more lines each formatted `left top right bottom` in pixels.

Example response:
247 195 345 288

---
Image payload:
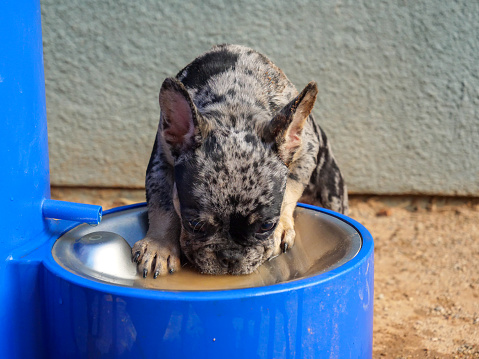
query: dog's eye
185 219 207 234
257 221 277 234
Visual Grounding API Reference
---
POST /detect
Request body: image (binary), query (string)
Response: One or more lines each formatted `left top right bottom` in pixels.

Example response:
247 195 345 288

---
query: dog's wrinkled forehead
176 129 288 216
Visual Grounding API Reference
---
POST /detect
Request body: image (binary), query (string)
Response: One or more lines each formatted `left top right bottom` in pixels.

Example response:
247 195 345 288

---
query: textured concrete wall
41 0 479 195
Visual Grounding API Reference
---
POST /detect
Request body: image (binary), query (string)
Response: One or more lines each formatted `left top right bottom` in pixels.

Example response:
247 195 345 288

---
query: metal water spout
43 199 102 225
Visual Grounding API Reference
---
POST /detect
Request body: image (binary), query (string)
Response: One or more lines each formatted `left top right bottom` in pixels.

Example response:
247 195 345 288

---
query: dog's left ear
261 82 318 165
159 78 208 156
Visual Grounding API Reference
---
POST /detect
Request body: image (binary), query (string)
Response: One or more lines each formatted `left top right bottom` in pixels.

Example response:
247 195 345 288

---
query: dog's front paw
132 237 180 278
269 216 296 259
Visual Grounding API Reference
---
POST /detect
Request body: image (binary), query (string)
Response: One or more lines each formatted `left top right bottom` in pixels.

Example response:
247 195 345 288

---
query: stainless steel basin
52 204 361 290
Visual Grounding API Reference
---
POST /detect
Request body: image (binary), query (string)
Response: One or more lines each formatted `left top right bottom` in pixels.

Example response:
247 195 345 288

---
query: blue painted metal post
0 1 51 357
0 1 50 253
0 2 103 357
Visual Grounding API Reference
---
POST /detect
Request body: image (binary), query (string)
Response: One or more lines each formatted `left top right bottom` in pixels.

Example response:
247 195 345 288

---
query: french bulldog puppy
132 44 348 277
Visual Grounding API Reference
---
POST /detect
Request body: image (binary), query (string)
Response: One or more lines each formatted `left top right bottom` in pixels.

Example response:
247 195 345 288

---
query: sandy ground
51 188 479 358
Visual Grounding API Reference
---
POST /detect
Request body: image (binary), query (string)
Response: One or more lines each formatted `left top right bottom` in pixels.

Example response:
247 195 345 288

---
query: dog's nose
216 251 241 268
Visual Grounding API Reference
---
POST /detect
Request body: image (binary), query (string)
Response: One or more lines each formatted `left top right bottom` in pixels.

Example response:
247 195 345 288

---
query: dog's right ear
260 82 318 166
159 78 207 155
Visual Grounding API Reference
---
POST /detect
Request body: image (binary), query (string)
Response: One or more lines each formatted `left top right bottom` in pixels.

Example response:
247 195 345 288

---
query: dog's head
159 78 317 274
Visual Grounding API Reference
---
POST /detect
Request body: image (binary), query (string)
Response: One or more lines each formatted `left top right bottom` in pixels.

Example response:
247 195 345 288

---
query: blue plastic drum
43 203 374 358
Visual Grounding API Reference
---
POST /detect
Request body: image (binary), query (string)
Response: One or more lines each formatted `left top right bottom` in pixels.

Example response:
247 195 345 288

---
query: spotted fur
133 44 348 276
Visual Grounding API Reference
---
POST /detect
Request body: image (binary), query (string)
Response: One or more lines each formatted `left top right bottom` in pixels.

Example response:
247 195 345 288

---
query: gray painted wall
41 1 479 196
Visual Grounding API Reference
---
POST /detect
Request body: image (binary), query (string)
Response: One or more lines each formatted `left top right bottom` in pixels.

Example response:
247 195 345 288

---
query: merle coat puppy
132 44 348 277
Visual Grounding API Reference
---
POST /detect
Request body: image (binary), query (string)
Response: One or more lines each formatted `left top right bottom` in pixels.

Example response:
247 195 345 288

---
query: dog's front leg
268 179 304 258
132 136 182 278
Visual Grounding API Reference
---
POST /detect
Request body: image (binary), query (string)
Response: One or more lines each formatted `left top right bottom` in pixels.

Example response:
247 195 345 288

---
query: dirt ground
51 188 479 358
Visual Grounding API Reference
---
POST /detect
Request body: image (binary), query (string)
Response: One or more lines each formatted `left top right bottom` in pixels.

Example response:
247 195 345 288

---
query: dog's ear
159 78 208 155
261 82 318 165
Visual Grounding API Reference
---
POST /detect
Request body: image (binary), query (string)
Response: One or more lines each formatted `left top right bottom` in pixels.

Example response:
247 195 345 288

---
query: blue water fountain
0 2 374 358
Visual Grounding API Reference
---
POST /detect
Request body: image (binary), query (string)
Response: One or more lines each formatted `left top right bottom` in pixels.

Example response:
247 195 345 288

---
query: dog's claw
282 242 288 253
154 270 159 279
268 254 279 261
143 269 148 278
133 251 140 263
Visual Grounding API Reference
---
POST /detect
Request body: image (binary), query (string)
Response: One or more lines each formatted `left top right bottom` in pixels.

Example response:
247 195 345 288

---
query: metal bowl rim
43 202 374 301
